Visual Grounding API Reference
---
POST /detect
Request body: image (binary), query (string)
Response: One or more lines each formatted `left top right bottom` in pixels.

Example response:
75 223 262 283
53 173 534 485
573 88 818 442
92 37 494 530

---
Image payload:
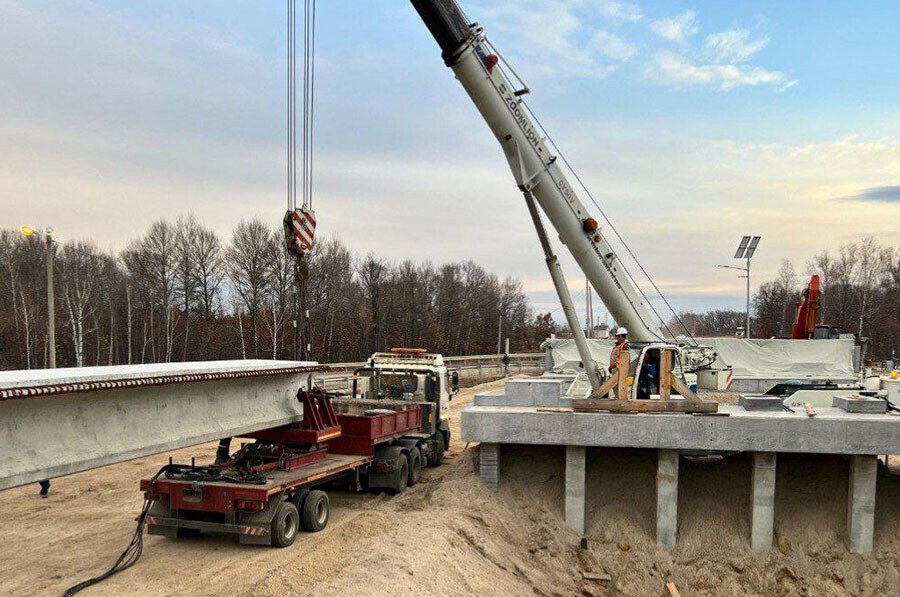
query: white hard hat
616 327 628 336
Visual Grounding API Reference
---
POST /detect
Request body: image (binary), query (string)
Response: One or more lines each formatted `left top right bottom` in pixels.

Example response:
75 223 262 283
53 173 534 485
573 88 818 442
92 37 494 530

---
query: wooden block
616 351 631 400
572 398 717 414
660 350 672 401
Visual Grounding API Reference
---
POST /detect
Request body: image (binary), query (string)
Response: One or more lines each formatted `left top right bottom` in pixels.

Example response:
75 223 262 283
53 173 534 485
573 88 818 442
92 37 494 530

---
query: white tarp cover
541 339 616 374
695 337 856 379
542 337 856 380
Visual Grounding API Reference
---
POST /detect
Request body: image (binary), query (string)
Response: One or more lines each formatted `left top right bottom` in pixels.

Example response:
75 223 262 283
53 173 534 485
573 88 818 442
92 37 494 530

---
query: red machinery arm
791 274 820 339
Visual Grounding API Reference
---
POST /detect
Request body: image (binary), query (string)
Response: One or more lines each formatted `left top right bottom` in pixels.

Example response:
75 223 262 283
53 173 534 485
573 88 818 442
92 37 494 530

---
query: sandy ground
3 378 900 596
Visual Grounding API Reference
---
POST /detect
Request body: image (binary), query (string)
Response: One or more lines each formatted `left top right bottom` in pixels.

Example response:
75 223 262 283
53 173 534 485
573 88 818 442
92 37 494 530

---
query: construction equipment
351 348 458 461
792 274 847 340
410 0 716 412
140 388 436 546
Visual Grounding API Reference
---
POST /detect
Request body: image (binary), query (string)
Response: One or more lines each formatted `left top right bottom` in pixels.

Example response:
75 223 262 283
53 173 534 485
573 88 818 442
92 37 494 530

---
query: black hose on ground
61 465 172 596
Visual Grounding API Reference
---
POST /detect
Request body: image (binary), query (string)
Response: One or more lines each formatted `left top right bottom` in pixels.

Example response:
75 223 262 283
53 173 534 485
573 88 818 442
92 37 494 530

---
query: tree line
0 216 552 370
671 237 900 360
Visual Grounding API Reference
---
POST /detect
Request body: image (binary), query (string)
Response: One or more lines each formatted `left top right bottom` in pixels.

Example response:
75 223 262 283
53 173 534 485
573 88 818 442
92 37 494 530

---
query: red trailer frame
140 390 425 545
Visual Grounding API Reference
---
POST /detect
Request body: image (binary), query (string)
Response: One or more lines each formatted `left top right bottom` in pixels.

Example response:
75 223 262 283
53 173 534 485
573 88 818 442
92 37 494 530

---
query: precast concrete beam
565 446 586 535
847 454 877 553
657 449 679 550
0 360 322 490
751 452 776 553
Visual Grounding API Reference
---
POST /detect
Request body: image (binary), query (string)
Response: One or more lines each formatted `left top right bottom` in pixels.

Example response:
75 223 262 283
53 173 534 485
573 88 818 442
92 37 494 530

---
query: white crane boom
410 0 663 346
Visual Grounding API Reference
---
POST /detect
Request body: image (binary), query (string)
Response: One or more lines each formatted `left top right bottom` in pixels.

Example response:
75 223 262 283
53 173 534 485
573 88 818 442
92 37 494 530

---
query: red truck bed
328 408 422 456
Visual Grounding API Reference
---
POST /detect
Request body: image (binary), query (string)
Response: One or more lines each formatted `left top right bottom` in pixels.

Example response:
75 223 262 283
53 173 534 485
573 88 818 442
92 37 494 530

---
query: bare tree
192 224 224 320
358 255 388 353
227 219 270 358
59 241 105 367
854 236 890 336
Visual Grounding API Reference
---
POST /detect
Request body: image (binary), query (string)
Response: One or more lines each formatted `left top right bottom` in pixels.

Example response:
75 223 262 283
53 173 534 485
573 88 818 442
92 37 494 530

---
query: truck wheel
407 447 422 486
272 501 300 547
427 433 445 467
290 488 310 511
389 458 409 495
301 490 329 532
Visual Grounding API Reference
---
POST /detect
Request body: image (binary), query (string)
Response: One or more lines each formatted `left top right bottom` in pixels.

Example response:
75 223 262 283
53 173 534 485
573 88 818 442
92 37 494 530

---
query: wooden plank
670 375 713 406
571 398 717 414
660 350 672 401
617 351 631 400
589 370 620 400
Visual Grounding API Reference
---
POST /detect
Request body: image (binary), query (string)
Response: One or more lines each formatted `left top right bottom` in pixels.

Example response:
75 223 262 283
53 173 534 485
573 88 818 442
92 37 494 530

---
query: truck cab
351 348 458 460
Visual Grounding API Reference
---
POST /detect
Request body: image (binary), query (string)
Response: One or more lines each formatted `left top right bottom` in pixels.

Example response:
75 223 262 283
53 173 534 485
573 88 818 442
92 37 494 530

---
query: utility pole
22 226 56 368
46 229 55 368
585 279 590 339
496 314 502 354
719 236 760 339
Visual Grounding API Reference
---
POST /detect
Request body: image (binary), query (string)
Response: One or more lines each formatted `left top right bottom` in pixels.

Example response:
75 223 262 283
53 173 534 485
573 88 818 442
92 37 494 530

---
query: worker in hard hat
609 327 630 398
609 328 629 372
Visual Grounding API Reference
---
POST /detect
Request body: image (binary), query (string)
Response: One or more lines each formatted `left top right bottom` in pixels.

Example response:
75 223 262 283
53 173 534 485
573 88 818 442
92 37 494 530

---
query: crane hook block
284 208 317 259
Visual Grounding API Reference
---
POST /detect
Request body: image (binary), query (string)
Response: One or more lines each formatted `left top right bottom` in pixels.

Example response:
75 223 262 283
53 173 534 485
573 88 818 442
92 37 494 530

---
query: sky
2 0 899 327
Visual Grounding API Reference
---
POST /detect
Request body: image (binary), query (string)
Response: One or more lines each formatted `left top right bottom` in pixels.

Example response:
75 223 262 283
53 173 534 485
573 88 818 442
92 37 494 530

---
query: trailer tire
301 490 329 532
407 447 422 486
290 488 310 511
272 501 300 547
427 433 445 467
389 458 409 495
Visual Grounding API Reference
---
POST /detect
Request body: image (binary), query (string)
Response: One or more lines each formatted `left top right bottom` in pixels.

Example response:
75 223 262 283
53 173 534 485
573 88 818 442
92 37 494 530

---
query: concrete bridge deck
462 378 900 554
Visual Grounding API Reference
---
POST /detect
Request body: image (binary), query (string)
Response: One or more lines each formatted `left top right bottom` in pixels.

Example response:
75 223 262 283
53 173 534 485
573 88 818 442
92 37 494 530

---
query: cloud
650 10 700 42
705 28 769 63
589 30 636 62
475 1 636 78
835 186 900 203
645 51 796 90
596 1 644 24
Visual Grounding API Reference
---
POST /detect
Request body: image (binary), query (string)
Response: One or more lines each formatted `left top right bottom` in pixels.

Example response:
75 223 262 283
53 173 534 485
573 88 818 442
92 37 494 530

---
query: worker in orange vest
609 327 630 373
609 327 630 398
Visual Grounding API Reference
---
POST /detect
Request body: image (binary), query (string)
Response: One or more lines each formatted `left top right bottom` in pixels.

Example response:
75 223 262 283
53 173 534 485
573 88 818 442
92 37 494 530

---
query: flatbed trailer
140 389 438 547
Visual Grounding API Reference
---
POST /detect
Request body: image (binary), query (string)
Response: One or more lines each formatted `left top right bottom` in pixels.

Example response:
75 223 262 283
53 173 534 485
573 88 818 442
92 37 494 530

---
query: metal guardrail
316 353 544 392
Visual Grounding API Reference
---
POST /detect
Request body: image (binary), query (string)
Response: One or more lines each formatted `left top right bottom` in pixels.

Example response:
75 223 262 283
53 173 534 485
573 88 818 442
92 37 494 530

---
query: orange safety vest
611 341 629 370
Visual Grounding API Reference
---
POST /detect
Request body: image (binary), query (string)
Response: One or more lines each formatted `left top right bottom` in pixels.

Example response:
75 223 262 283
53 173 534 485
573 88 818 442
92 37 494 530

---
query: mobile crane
410 0 716 411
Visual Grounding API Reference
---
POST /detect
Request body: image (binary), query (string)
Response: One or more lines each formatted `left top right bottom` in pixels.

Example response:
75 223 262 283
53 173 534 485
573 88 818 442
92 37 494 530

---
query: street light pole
46 229 56 369
745 255 750 339
720 235 760 340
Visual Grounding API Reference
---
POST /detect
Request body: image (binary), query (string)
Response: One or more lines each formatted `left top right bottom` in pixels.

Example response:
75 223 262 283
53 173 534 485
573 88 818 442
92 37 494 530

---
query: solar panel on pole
745 236 761 259
734 235 751 259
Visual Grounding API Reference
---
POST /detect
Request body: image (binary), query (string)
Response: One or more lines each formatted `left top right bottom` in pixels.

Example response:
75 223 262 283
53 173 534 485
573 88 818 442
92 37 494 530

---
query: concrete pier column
656 449 679 550
479 443 500 492
565 446 586 535
847 454 877 553
750 452 777 553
